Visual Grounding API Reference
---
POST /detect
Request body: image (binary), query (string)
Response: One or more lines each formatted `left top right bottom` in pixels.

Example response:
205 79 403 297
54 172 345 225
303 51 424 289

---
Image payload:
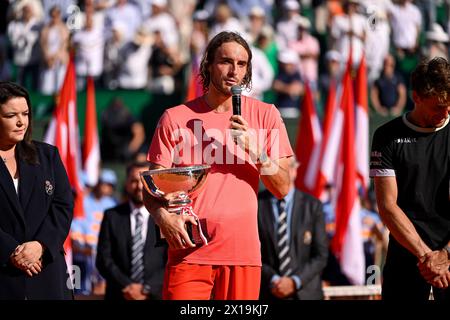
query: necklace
1 154 13 163
0 148 15 163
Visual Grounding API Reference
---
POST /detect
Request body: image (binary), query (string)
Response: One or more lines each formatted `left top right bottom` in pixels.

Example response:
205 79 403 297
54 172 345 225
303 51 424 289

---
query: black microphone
231 85 242 116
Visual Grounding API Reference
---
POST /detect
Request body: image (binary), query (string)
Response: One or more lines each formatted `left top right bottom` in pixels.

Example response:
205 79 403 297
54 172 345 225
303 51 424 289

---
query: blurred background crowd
0 0 448 298
2 0 449 112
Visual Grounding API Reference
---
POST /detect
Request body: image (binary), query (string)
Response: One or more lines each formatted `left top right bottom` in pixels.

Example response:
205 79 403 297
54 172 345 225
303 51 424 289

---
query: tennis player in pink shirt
144 31 293 300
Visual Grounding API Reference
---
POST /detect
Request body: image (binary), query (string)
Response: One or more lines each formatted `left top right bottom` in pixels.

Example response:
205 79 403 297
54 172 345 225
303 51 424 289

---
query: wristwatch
444 245 450 259
142 284 151 295
257 150 270 166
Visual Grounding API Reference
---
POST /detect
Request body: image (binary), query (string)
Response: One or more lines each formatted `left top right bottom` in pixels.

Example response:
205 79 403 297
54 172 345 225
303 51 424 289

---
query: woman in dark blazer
0 81 74 299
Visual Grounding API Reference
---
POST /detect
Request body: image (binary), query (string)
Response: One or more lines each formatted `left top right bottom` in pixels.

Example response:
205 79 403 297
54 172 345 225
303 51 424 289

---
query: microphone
231 85 242 116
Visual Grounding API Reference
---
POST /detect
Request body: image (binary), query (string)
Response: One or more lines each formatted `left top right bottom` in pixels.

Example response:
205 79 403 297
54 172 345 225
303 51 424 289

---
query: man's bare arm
374 176 431 258
229 114 291 199
259 156 291 199
374 176 450 286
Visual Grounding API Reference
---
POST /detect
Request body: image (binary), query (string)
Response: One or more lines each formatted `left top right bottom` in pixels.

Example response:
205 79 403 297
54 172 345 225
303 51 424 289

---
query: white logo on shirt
395 138 417 143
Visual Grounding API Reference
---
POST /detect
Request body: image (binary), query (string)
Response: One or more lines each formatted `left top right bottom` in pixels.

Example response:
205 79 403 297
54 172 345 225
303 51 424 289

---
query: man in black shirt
370 57 450 300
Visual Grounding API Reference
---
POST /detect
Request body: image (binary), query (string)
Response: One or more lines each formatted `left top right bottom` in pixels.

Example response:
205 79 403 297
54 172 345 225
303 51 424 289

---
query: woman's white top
13 177 19 194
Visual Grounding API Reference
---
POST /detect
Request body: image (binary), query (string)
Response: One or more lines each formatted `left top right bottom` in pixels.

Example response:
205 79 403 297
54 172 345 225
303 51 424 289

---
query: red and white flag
295 82 322 195
44 56 84 268
330 62 365 285
82 76 100 187
355 55 369 194
314 78 342 200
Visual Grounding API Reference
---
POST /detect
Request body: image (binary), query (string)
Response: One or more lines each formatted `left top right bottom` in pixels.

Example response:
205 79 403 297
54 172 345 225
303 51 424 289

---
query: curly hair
411 57 450 102
199 31 252 94
0 81 38 165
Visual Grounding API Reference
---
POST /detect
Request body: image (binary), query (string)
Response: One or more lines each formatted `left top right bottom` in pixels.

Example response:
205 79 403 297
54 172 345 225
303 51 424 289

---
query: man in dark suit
258 157 328 300
96 161 167 300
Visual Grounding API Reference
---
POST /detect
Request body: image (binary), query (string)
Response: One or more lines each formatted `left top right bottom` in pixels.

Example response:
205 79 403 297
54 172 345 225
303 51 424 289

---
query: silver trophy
140 165 211 245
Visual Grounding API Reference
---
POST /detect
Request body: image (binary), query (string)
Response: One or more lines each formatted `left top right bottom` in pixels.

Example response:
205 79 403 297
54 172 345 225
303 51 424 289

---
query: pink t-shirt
147 95 293 266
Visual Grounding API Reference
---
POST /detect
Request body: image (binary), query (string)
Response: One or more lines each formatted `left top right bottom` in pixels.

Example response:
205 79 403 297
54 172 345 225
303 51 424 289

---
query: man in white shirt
275 0 303 51
245 43 274 100
330 0 366 68
104 0 142 42
7 3 43 89
362 0 392 83
72 10 105 81
388 0 422 55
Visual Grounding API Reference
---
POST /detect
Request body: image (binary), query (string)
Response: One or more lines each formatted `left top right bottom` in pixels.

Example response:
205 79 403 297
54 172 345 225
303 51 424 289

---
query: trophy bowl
140 165 211 245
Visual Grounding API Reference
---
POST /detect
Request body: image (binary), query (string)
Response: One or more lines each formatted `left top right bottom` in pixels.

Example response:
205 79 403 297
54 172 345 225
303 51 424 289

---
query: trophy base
154 219 208 247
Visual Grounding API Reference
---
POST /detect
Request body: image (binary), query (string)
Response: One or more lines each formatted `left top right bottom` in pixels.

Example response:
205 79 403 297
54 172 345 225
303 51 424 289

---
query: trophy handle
154 193 209 246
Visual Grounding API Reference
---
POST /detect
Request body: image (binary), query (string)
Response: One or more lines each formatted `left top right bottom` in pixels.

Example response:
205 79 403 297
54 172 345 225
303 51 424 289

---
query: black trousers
382 239 449 301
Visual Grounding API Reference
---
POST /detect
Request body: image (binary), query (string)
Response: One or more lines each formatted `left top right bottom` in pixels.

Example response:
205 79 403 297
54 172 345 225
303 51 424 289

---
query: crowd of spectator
1 0 449 118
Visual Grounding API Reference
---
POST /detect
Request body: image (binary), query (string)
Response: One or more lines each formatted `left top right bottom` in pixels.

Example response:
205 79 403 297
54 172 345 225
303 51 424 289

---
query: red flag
295 83 322 196
316 46 354 200
314 78 341 199
355 55 369 194
185 55 203 101
44 56 84 268
82 77 100 187
330 61 364 285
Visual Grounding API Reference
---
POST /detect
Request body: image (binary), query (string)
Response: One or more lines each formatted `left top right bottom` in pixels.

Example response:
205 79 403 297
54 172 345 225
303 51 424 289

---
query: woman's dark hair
411 57 450 102
199 31 252 94
0 81 38 164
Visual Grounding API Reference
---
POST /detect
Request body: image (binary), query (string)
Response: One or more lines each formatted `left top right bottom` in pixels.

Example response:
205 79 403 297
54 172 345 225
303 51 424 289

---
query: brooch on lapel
303 230 312 245
45 180 54 195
